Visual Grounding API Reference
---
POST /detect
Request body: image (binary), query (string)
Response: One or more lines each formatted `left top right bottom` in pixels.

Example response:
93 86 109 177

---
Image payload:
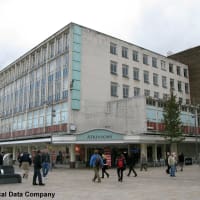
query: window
153 73 158 86
49 41 55 58
122 64 129 77
179 97 183 104
110 61 117 74
186 99 190 104
123 85 129 98
154 92 159 99
169 63 173 73
184 68 188 77
144 71 149 83
122 47 128 58
144 89 150 97
134 87 140 96
185 83 189 94
163 93 168 100
170 79 174 90
110 43 117 55
143 54 148 65
152 57 157 68
57 37 62 54
162 76 167 88
132 50 139 62
161 60 166 70
178 81 182 92
111 82 118 97
177 66 181 75
133 68 139 80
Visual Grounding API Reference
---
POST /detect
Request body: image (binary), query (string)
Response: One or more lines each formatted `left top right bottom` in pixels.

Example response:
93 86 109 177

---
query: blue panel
73 80 80 90
73 34 81 44
73 25 82 35
72 70 81 80
73 43 81 53
72 52 81 62
71 100 80 110
72 90 80 100
72 60 81 71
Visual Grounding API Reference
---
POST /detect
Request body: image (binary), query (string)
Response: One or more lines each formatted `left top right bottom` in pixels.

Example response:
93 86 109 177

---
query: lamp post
193 108 199 163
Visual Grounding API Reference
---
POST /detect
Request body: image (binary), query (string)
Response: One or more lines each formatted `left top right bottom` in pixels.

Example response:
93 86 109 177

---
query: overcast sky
1 0 200 70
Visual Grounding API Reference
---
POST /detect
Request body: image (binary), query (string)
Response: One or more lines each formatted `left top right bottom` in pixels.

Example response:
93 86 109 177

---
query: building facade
169 46 200 105
0 23 198 167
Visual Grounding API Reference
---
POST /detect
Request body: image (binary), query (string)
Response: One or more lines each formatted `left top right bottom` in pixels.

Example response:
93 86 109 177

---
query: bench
0 165 22 184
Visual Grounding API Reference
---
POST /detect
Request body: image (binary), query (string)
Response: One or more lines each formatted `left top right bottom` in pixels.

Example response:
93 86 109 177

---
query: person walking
116 153 126 182
168 152 176 177
178 152 184 171
140 153 147 171
32 150 45 186
41 150 50 177
101 154 109 178
90 150 103 183
127 153 137 177
19 152 32 179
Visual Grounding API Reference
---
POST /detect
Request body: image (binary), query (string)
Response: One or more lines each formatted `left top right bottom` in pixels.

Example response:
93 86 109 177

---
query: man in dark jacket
32 150 45 186
0 152 3 166
127 153 137 177
19 152 32 178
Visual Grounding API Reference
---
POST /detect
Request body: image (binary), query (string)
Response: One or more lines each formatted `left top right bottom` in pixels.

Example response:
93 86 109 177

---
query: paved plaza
0 165 200 200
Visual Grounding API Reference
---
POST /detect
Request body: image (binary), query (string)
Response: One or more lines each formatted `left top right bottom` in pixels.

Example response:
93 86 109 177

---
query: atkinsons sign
76 129 123 141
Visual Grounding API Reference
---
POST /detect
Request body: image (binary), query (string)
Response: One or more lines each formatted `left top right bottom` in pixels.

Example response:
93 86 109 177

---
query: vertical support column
28 145 31 154
84 146 88 163
12 146 16 163
140 143 147 159
69 144 75 168
163 144 166 159
127 144 131 155
154 144 157 161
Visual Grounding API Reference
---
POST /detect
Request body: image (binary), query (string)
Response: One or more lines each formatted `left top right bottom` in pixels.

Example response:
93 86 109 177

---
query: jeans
170 165 176 176
42 162 50 177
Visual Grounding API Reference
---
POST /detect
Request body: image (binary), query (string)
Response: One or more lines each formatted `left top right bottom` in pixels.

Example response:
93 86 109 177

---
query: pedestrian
165 152 170 174
19 152 32 179
140 153 148 171
178 152 184 171
101 154 109 178
116 153 126 182
89 149 103 183
41 150 50 177
32 150 45 186
0 152 3 166
127 153 137 177
168 152 176 177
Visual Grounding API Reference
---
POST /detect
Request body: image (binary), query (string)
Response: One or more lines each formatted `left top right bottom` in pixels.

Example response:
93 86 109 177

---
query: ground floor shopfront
0 129 199 168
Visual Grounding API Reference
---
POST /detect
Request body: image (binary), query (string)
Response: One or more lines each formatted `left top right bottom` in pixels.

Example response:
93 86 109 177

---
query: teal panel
73 25 82 35
73 34 81 44
72 90 80 100
71 100 80 110
73 80 80 90
72 70 80 80
73 43 81 52
77 129 123 141
72 52 81 62
72 60 81 71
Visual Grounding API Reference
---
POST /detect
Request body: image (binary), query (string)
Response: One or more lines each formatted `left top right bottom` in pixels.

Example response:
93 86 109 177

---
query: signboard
76 129 123 141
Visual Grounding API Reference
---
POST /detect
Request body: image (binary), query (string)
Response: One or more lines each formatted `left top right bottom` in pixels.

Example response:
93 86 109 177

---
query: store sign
77 129 123 141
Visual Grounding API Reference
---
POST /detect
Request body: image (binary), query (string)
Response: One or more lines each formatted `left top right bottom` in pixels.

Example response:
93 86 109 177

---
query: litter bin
185 157 192 165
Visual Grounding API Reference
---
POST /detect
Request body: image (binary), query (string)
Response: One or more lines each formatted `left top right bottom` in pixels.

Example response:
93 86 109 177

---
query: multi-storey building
0 23 198 167
169 46 200 105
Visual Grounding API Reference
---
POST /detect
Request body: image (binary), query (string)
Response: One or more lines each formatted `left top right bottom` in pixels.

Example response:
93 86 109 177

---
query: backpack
117 158 124 168
95 156 101 167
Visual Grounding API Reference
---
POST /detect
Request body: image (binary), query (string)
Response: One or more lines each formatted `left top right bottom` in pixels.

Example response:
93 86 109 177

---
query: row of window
111 63 189 93
0 33 70 86
110 82 190 104
110 43 188 77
